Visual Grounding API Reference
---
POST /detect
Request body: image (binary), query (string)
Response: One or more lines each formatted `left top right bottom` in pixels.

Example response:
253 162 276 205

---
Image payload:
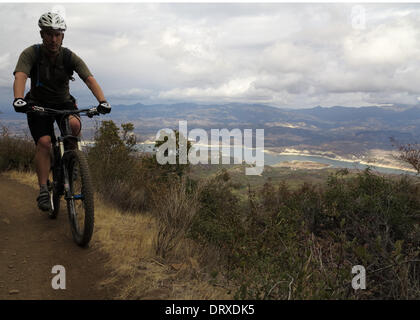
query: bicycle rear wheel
65 149 94 247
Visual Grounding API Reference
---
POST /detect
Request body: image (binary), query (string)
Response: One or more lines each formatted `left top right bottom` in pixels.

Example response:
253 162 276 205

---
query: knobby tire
65 149 94 247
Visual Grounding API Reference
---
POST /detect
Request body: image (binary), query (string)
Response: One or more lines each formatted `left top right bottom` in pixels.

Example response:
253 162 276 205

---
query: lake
132 142 417 176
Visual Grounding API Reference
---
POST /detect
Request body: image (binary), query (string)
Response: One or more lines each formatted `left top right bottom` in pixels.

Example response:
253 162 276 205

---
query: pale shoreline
264 148 417 173
271 160 330 170
85 139 417 173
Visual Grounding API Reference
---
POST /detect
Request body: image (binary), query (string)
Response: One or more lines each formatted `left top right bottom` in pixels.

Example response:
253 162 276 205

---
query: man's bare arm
13 72 28 99
84 76 106 102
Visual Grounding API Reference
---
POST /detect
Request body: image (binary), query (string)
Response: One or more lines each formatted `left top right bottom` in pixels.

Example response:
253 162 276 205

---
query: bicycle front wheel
65 149 94 247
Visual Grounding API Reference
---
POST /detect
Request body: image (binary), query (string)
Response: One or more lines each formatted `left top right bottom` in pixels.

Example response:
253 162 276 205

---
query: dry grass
153 179 199 259
5 170 232 300
94 196 231 299
5 170 38 187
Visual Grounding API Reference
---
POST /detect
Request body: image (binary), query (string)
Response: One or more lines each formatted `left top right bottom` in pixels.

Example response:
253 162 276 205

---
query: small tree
154 129 192 177
391 138 420 174
88 120 136 186
121 123 137 152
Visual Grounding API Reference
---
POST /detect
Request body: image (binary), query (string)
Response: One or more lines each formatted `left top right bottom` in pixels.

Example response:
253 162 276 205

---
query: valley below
1 102 419 174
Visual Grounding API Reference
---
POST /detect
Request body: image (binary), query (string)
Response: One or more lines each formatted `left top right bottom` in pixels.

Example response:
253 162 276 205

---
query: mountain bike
28 105 100 247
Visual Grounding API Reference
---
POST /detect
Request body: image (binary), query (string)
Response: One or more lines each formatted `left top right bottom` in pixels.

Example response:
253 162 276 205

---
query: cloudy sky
1 2 420 109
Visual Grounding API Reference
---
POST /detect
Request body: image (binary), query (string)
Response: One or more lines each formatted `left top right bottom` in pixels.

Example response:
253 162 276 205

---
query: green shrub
87 120 190 212
0 127 35 172
188 168 420 299
87 120 153 211
189 170 245 253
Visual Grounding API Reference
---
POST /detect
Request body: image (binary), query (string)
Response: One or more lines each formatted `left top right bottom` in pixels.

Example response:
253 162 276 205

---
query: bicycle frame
54 116 81 204
57 115 83 157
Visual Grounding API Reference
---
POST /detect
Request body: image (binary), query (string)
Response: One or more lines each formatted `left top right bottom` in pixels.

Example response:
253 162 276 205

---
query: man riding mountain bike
12 12 111 212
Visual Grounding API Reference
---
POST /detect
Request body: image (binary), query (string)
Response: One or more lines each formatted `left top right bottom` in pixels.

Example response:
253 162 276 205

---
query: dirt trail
0 174 114 299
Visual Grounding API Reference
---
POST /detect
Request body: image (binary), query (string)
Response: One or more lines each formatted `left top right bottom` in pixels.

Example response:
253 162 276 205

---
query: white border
2 0 420 3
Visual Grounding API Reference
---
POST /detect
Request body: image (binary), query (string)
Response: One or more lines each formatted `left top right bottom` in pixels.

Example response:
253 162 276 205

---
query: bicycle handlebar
27 106 100 118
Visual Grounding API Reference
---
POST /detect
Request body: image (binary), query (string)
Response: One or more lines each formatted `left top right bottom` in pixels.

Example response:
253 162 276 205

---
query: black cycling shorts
26 95 79 145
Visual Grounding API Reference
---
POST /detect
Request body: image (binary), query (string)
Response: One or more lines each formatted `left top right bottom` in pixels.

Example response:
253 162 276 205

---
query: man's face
41 29 64 54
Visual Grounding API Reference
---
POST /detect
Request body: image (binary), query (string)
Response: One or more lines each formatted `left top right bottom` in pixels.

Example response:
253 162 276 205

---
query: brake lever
31 106 45 112
86 107 100 118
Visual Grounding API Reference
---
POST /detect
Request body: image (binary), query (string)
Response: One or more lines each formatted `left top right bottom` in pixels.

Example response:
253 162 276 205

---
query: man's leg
27 112 55 211
35 135 51 186
69 115 81 138
34 135 52 211
63 115 82 150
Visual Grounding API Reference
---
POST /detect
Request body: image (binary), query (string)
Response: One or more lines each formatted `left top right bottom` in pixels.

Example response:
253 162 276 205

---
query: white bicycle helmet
38 12 67 31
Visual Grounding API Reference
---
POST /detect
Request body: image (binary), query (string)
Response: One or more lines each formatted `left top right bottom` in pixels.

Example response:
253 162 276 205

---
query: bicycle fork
59 137 83 222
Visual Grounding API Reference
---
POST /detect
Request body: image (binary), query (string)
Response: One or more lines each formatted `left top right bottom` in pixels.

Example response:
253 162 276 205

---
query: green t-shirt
13 44 93 105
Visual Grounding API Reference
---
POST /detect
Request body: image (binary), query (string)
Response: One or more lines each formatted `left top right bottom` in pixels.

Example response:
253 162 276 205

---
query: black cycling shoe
37 185 51 211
